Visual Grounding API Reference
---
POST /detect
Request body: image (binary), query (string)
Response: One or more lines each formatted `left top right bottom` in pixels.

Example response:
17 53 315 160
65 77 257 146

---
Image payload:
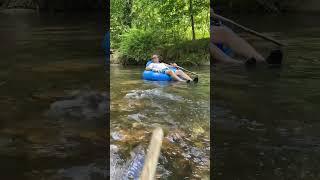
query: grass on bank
111 28 209 66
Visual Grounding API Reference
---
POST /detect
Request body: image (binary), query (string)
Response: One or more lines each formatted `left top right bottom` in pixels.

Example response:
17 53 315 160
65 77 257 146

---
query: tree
189 0 196 40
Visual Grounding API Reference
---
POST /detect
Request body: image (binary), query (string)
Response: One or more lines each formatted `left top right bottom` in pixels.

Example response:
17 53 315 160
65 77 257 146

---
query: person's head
151 54 160 63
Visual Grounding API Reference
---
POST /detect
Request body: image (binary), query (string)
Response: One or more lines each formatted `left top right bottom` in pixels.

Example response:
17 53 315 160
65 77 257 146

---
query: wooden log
140 127 164 180
212 12 285 46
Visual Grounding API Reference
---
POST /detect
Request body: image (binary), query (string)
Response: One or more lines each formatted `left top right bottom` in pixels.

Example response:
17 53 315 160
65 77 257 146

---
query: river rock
4 0 37 9
46 90 108 121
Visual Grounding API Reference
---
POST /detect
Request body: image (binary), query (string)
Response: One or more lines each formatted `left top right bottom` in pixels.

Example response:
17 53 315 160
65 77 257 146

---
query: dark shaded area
1 0 106 12
0 4 109 178
211 0 320 14
211 13 320 180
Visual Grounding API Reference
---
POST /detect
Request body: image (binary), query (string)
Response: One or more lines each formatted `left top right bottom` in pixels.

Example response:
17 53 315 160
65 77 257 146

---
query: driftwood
212 12 285 46
140 127 164 180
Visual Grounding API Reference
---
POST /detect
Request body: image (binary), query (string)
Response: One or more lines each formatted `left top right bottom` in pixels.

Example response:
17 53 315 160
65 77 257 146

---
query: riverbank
111 38 210 66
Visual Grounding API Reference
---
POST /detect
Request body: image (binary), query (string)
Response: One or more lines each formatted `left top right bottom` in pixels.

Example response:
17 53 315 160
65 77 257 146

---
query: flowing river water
110 65 210 179
3 10 319 180
213 14 320 179
0 12 107 179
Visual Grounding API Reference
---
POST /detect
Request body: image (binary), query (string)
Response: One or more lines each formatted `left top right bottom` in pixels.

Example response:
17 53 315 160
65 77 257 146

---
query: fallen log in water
140 127 164 180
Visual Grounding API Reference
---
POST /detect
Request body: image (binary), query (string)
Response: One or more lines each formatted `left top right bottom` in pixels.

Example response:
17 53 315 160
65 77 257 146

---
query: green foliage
162 38 209 66
118 29 209 65
118 28 165 64
111 0 210 64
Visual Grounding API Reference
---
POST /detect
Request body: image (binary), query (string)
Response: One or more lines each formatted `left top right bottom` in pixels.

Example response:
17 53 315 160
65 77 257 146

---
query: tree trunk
123 0 133 28
189 0 195 40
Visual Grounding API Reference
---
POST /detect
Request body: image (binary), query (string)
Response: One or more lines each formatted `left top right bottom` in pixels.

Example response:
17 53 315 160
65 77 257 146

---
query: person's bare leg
175 70 193 81
211 25 265 62
166 70 184 81
210 42 243 64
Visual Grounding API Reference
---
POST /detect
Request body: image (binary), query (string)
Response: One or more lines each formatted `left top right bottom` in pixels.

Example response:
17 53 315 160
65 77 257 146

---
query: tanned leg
211 25 265 62
175 70 193 81
210 42 243 64
166 70 184 81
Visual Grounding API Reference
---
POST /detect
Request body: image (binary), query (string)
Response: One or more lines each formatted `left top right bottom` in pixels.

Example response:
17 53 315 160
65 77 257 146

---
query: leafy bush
117 28 209 65
118 28 166 64
162 38 209 66
111 0 210 65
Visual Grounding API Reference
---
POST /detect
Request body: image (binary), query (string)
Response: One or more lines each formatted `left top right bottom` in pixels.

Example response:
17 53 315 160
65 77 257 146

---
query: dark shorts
161 68 176 74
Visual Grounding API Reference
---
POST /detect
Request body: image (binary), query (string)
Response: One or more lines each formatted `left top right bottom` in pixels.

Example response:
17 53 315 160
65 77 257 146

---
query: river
0 12 107 179
110 65 210 179
3 10 317 180
213 14 320 179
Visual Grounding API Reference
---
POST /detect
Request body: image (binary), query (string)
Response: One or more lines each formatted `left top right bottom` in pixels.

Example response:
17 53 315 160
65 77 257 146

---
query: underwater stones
46 90 108 121
111 131 124 141
165 129 186 143
2 0 37 9
127 113 146 122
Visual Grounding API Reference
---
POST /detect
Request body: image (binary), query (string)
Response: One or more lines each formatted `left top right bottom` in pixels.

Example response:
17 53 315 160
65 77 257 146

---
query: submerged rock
57 163 107 180
127 113 146 122
125 88 183 102
46 90 108 121
110 145 146 180
110 144 124 179
25 161 107 180
122 145 145 180
111 131 124 141
110 127 210 179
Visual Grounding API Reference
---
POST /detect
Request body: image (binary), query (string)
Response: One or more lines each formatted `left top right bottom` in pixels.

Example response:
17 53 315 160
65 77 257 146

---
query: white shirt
147 63 168 71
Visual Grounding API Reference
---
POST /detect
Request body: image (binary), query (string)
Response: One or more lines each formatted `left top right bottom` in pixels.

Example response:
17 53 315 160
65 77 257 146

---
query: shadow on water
213 14 320 180
0 13 107 179
110 65 210 179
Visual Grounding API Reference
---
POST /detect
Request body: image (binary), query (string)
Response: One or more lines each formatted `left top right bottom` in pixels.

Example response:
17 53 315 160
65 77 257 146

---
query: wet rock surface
46 90 108 121
110 127 210 179
24 161 107 180
0 89 107 179
1 0 37 9
110 66 210 178
0 127 106 179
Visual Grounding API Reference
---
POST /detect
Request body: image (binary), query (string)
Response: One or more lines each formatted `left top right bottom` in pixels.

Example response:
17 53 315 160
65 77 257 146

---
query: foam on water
125 88 184 102
110 145 125 180
127 113 147 122
110 145 146 180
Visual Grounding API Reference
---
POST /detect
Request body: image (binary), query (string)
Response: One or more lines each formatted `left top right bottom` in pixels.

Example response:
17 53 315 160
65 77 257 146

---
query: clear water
213 14 320 179
110 65 210 179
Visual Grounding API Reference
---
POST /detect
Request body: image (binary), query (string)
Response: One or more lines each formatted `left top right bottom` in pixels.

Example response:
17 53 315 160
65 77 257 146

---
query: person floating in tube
145 54 198 83
210 7 283 66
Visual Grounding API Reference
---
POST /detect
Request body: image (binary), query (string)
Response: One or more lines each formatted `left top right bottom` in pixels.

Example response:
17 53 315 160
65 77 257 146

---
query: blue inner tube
142 60 176 81
105 31 110 63
216 43 232 55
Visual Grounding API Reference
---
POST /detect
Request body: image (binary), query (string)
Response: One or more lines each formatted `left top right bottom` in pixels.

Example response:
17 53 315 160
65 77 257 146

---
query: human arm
146 64 161 72
162 63 178 68
170 63 178 68
145 63 153 71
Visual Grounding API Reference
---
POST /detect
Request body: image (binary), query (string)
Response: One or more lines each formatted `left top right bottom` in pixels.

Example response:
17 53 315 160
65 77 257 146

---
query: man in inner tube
210 8 282 66
145 54 195 82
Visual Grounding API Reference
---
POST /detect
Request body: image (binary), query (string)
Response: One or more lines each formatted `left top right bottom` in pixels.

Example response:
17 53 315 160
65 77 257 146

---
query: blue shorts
215 43 232 55
160 68 176 74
